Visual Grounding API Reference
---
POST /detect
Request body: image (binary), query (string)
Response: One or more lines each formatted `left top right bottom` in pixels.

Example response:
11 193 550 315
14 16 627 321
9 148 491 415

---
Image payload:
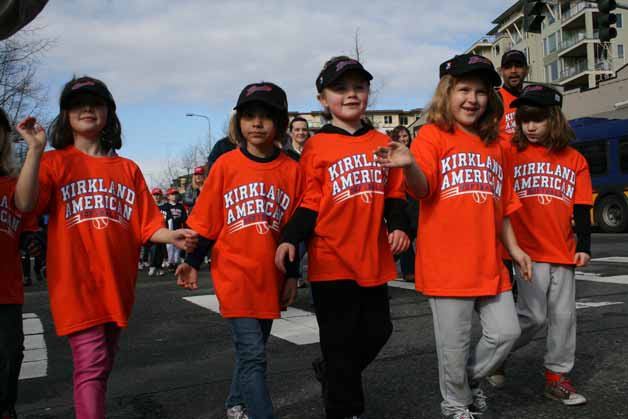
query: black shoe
23 277 32 287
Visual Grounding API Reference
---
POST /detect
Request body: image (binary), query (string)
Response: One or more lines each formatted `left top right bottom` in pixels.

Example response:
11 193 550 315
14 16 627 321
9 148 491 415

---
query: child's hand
275 243 296 274
374 142 414 168
574 252 591 267
175 263 198 290
388 229 410 255
280 278 298 310
172 228 199 252
511 247 533 281
16 117 47 151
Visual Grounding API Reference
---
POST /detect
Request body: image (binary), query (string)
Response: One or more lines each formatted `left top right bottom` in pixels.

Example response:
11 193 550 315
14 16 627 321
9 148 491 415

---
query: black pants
0 305 24 414
311 281 393 419
149 244 166 268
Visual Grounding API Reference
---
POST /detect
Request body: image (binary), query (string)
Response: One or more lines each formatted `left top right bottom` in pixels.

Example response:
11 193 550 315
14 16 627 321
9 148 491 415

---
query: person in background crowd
498 49 528 139
163 188 187 270
183 166 206 209
148 188 168 277
207 114 238 173
390 125 418 283
284 116 310 161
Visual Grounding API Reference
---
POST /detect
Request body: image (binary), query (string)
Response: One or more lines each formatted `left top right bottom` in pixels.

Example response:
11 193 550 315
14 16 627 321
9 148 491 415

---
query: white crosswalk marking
19 313 48 380
184 295 320 345
591 257 628 263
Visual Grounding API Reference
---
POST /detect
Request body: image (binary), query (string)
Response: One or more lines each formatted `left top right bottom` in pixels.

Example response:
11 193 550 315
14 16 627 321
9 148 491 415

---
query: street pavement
16 233 628 419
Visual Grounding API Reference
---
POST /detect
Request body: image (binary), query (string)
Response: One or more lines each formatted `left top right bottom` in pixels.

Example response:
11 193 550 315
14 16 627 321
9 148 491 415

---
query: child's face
319 72 369 123
522 118 550 145
290 121 309 145
68 94 108 139
449 77 489 129
397 130 410 146
153 193 162 204
239 104 277 147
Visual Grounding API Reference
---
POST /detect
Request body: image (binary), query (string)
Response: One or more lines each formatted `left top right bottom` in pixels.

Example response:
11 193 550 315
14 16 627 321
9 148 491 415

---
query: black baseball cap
234 82 288 112
60 76 117 111
501 50 528 67
511 84 563 108
0 107 10 132
316 57 373 92
439 54 502 87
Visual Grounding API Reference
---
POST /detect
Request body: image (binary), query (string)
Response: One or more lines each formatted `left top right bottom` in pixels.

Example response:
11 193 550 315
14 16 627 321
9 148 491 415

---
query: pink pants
67 323 121 419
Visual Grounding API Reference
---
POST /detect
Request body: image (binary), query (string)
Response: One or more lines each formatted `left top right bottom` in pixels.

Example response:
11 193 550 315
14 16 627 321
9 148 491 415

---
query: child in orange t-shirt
176 82 302 419
275 56 410 419
14 77 197 419
375 54 532 419
488 84 592 405
0 107 41 419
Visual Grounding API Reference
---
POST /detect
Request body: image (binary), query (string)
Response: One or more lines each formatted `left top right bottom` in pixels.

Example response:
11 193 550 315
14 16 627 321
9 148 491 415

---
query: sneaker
148 267 156 276
226 405 248 419
469 381 488 414
443 407 477 419
157 269 165 276
486 363 505 389
544 371 587 406
403 274 415 283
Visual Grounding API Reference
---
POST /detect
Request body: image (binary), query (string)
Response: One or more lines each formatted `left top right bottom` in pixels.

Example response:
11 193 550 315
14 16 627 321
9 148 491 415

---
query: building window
619 44 625 59
544 32 558 55
399 116 408 125
617 14 623 28
384 115 393 124
545 61 559 82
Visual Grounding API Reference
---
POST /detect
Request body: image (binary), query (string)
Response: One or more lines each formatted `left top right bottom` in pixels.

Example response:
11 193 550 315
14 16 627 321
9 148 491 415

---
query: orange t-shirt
186 149 303 319
498 87 518 139
299 129 405 286
509 144 592 265
410 124 521 297
35 147 165 336
1 177 38 305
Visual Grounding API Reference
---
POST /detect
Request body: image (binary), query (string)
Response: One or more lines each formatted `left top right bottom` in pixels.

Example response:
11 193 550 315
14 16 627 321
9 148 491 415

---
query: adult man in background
498 50 529 139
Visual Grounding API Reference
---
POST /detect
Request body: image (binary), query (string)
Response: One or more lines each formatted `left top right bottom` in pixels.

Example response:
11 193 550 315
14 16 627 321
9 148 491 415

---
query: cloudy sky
24 0 513 185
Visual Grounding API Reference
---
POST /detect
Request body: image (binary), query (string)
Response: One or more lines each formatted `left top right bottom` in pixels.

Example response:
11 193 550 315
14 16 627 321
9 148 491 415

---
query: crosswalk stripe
19 313 47 380
591 257 628 263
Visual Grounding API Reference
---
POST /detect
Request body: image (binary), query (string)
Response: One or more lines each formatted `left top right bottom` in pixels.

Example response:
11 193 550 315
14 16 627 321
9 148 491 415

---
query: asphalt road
16 233 628 419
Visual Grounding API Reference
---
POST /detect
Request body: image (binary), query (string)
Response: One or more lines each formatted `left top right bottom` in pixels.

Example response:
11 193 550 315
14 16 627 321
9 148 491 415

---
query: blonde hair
227 113 239 146
513 105 575 151
426 74 503 144
0 127 16 177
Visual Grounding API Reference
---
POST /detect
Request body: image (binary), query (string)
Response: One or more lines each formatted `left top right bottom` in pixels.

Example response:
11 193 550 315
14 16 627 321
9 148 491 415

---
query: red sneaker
544 370 587 406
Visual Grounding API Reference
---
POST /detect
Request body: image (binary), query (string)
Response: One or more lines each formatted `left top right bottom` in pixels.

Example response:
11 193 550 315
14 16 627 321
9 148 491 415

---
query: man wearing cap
498 50 529 139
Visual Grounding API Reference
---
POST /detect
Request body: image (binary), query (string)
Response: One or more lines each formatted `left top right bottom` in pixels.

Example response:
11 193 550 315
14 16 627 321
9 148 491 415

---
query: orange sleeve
410 126 441 200
185 162 225 240
135 170 166 243
385 167 405 200
501 145 521 217
574 155 593 206
299 144 324 212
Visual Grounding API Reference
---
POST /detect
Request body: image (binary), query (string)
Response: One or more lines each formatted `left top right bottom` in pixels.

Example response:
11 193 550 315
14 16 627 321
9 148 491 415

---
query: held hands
175 263 199 290
171 228 199 252
511 247 533 281
275 242 296 274
16 117 47 151
388 230 410 255
374 142 414 168
574 252 591 267
281 278 298 310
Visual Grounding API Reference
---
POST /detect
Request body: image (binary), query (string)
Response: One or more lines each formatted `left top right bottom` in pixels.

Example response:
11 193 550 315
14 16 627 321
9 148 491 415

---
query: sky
20 0 514 186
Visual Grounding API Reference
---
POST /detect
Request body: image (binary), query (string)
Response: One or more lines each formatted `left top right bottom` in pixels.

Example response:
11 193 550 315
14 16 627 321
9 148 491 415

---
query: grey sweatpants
512 262 576 374
429 291 520 415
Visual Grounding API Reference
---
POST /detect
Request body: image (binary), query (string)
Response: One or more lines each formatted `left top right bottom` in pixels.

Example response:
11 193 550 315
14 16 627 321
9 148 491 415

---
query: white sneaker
443 407 477 419
148 267 156 276
470 384 488 413
226 405 248 419
157 269 165 276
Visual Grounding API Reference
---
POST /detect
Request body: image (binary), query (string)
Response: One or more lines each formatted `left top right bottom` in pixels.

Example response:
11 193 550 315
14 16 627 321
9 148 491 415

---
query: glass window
573 141 608 175
617 13 623 29
399 116 408 125
384 115 393 124
545 61 559 82
618 44 625 59
620 138 628 173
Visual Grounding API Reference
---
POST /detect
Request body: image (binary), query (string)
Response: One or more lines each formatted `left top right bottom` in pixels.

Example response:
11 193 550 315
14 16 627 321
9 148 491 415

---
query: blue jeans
225 318 274 419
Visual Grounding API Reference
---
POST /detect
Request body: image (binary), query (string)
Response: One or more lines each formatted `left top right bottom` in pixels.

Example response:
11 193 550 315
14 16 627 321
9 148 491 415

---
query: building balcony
558 31 599 57
557 57 613 87
561 1 597 30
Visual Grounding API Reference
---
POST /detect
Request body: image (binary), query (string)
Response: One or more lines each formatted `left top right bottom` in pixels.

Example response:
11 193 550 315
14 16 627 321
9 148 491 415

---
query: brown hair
0 126 15 176
233 103 289 147
48 78 122 151
512 104 575 151
289 116 309 131
426 74 503 144
390 125 412 145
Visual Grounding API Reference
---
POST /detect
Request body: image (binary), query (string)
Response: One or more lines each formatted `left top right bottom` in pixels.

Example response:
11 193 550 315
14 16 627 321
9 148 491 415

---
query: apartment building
289 108 423 133
466 1 628 92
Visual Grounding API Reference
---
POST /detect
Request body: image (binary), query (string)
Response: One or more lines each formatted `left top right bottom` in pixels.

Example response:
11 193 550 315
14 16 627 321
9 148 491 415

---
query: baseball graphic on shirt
92 217 110 230
538 195 553 205
361 191 373 204
472 191 489 204
255 222 270 235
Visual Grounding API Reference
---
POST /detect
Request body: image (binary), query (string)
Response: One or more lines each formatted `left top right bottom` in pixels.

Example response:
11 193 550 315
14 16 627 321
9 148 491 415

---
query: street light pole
185 113 212 148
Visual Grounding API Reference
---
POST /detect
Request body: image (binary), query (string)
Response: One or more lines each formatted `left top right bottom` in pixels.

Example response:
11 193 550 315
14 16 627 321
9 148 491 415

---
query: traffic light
523 0 546 33
598 0 618 42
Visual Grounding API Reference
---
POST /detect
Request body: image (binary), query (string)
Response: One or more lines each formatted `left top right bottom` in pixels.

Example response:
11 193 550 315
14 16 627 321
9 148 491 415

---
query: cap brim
61 89 112 109
511 97 548 108
321 67 373 91
233 98 286 112
451 68 502 87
